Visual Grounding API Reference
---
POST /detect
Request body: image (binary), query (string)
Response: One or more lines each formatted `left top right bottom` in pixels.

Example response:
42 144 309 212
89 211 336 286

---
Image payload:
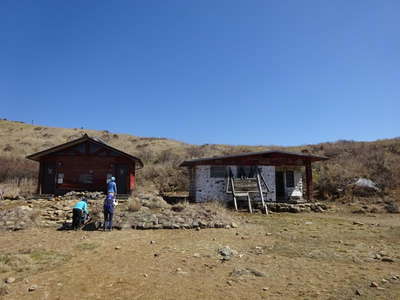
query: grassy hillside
1 119 400 200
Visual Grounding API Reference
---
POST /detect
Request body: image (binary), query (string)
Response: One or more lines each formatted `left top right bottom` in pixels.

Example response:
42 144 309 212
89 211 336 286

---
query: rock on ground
0 206 38 231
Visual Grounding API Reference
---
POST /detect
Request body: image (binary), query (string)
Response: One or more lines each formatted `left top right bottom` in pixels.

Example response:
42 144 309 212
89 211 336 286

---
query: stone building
180 150 327 204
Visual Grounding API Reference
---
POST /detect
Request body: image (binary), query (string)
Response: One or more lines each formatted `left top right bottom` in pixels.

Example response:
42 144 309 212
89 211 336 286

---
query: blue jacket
107 180 117 194
73 201 89 214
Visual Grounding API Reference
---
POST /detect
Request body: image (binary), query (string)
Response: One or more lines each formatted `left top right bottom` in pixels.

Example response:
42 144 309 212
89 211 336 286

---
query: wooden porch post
305 160 313 201
36 162 42 194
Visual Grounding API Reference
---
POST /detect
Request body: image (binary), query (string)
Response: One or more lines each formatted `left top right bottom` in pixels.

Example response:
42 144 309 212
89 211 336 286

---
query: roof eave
26 134 144 168
180 151 328 167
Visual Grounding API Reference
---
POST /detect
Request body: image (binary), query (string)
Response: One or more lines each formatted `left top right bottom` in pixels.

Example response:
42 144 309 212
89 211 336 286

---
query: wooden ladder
227 168 269 214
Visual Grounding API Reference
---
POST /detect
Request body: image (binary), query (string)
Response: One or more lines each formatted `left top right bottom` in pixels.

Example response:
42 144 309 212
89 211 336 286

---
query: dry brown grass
0 249 70 275
0 178 36 199
1 212 399 299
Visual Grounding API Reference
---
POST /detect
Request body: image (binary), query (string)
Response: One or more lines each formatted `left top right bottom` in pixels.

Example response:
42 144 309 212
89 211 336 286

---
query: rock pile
1 190 331 231
135 192 170 209
0 206 38 231
58 191 105 200
112 203 236 230
41 201 74 226
266 202 328 213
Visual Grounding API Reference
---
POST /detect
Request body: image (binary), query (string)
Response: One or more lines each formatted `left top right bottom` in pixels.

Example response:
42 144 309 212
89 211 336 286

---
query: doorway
42 162 56 194
115 164 129 194
275 171 285 201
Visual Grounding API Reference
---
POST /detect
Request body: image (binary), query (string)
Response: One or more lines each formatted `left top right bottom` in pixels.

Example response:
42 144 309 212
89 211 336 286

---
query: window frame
210 166 227 178
285 170 295 188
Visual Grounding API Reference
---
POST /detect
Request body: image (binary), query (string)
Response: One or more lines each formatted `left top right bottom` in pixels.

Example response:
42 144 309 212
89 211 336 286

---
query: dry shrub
141 195 170 209
0 178 36 198
313 139 400 199
201 200 230 217
0 156 37 182
155 150 181 165
137 164 189 193
127 196 142 212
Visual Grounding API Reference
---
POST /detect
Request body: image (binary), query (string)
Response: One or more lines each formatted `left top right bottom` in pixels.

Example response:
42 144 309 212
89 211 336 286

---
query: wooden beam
247 193 252 213
305 161 313 201
37 162 42 194
256 172 268 215
230 177 238 211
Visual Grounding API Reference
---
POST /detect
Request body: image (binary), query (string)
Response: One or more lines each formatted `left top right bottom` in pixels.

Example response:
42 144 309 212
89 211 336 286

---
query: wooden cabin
27 134 143 195
180 150 327 204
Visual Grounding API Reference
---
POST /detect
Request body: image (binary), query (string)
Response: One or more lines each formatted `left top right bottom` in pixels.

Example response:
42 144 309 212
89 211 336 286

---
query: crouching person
103 194 114 231
72 198 89 230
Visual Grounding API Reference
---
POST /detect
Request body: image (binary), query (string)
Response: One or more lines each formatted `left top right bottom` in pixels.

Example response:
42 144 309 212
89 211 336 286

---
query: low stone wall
266 202 329 213
0 191 329 232
111 205 236 230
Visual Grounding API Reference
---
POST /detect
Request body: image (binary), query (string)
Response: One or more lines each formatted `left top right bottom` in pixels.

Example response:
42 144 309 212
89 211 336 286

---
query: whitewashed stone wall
193 165 277 203
193 165 232 203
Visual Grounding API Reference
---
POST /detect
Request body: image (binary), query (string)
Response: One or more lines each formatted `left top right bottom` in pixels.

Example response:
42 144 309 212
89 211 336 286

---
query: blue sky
1 1 399 146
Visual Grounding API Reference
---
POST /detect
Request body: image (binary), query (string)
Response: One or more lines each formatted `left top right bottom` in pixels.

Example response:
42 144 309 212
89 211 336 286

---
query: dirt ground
1 211 399 300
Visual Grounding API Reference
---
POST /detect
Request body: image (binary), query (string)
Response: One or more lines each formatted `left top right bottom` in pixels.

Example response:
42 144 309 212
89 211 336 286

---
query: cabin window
286 171 294 187
210 166 227 178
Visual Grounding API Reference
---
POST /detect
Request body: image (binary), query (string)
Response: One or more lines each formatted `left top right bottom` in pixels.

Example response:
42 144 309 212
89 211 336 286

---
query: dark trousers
72 208 83 230
103 211 113 230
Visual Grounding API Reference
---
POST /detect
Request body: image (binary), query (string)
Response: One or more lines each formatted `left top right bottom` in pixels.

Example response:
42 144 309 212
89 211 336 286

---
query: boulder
352 178 380 196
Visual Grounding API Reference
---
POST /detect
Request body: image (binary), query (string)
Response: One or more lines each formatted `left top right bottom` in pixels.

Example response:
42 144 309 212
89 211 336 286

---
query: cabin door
275 171 285 201
115 164 129 194
42 162 56 194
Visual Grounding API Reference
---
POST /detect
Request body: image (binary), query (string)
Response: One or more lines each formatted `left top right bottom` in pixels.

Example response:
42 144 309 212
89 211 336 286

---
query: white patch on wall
57 173 64 184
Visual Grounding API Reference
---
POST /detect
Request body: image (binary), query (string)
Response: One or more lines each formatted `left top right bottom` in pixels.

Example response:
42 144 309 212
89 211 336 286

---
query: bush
136 164 189 193
0 156 37 182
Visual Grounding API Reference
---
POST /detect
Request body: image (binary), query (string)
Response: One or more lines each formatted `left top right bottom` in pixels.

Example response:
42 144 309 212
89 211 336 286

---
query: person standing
72 198 89 230
107 176 118 206
103 194 114 231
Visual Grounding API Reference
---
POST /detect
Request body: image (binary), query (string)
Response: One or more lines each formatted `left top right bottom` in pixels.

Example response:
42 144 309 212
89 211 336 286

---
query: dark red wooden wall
37 141 136 195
